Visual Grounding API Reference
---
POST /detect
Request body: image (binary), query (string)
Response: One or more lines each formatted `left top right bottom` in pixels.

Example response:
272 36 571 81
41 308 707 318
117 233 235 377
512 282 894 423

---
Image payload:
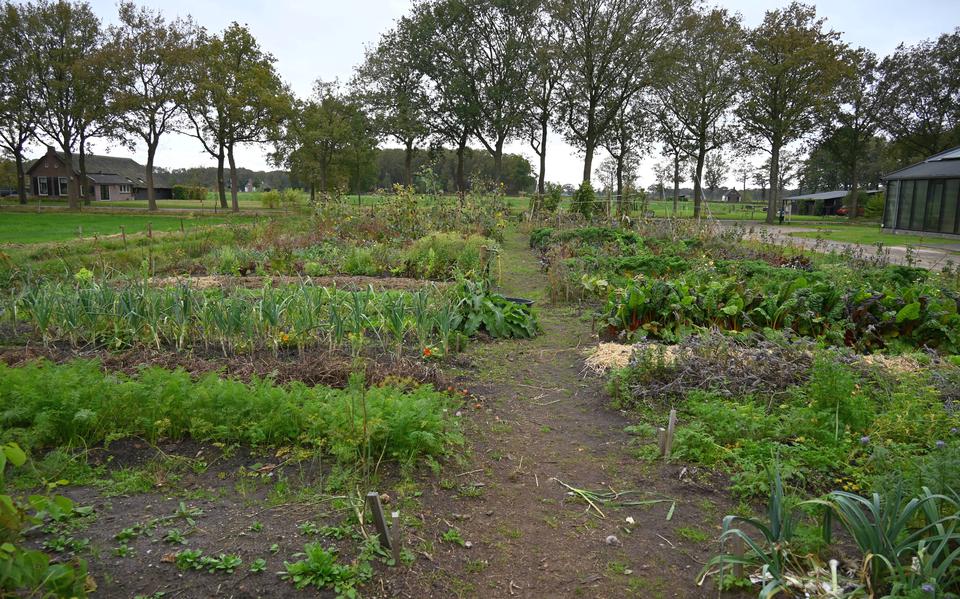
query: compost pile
621 331 819 406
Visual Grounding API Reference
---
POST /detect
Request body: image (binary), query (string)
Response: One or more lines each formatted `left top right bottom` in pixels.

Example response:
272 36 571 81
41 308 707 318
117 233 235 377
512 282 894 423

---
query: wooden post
657 427 668 457
390 511 401 564
366 492 393 551
731 536 745 578
77 225 82 239
665 409 677 457
120 225 127 248
180 218 185 234
147 222 153 239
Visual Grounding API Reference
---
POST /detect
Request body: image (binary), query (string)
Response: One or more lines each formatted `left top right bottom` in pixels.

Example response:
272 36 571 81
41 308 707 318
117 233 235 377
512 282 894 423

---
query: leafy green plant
441 527 466 547
452 280 539 339
0 442 91 596
281 543 371 597
810 486 960 595
699 468 812 598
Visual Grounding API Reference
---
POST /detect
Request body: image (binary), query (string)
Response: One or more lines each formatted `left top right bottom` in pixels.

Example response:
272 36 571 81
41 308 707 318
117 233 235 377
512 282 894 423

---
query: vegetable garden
2 194 960 598
534 217 960 598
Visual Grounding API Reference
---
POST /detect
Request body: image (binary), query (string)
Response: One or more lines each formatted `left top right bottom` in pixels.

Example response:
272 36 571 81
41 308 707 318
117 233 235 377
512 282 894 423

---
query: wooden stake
665 409 678 457
366 492 393 551
657 427 668 457
180 218 185 234
77 225 82 239
390 511 401 564
147 222 153 239
731 536 745 578
120 225 127 247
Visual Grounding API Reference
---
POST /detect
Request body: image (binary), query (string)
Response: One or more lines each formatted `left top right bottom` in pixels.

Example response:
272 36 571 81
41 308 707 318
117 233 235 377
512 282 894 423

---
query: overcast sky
70 0 959 189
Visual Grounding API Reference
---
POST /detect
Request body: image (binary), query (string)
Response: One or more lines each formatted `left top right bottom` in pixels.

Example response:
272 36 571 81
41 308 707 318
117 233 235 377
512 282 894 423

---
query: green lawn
788 225 959 248
0 211 249 244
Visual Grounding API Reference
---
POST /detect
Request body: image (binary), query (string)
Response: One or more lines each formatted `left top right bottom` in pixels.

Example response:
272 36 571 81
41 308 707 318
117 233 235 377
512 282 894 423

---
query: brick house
27 146 173 201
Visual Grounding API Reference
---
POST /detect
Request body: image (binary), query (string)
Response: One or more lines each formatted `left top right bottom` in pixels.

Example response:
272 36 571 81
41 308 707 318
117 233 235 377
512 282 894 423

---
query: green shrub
405 233 493 280
172 185 207 201
543 182 563 212
260 190 281 209
571 181 597 218
342 247 377 276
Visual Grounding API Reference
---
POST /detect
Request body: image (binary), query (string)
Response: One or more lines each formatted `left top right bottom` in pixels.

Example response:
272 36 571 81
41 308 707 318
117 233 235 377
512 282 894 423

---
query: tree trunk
537 117 548 195
848 155 859 220
403 140 414 187
146 145 157 212
582 138 595 184
309 183 316 203
615 155 624 216
227 144 239 212
673 153 680 215
766 142 780 225
455 131 467 194
493 137 504 185
217 147 227 208
15 151 26 205
63 148 79 210
693 149 706 220
79 143 90 206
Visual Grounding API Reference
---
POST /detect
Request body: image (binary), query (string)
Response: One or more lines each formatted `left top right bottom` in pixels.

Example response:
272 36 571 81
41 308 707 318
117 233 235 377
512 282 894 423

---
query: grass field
0 211 248 244
3 191 849 223
788 224 960 248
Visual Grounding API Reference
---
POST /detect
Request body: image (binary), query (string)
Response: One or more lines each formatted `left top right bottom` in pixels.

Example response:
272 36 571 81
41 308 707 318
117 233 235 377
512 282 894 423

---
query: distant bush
571 181 596 218
863 191 885 218
543 182 563 212
260 189 305 210
172 185 207 201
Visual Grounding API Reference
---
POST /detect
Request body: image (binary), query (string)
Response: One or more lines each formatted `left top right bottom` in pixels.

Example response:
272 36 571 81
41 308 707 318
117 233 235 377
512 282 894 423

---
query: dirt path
408 228 734 598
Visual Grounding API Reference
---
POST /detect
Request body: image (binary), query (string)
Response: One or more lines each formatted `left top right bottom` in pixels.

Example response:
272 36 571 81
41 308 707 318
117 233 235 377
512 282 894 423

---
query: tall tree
877 28 960 163
74 44 121 205
217 24 290 212
184 29 229 207
821 48 885 218
0 2 39 204
600 97 645 215
652 106 688 214
703 152 727 201
352 23 429 186
108 2 199 211
526 5 566 196
736 2 848 224
278 82 373 201
29 0 102 209
404 2 477 193
554 0 687 183
656 8 742 219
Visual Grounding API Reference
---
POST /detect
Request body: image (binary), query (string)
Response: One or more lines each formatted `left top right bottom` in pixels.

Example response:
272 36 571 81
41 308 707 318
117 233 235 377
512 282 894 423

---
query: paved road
732 223 960 270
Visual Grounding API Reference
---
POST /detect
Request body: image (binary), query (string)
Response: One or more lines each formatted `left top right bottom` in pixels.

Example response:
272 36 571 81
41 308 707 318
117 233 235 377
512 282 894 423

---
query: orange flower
423 347 432 357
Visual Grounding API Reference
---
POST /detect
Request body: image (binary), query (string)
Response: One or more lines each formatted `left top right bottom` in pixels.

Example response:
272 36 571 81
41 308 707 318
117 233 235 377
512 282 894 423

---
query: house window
38 177 48 196
119 184 131 193
58 177 68 197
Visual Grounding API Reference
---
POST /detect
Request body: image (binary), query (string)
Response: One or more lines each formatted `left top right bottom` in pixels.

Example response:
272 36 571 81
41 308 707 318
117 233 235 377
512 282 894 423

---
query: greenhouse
882 146 960 235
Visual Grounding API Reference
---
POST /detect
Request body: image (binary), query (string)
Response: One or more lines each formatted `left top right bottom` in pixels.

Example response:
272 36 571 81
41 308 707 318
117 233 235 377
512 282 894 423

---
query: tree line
1 0 957 221
354 0 959 223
